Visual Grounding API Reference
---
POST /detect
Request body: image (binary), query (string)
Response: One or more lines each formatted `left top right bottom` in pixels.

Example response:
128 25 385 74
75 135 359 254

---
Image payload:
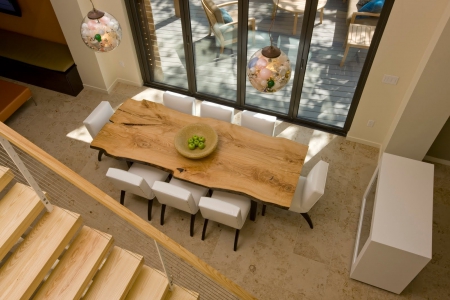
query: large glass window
128 0 390 134
189 0 238 101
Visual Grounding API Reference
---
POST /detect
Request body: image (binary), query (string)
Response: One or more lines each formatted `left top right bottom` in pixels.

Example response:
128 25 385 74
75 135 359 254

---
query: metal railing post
0 136 53 212
154 240 173 291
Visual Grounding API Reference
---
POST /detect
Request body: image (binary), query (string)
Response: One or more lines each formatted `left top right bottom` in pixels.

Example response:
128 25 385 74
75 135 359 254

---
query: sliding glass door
126 0 391 134
188 0 237 101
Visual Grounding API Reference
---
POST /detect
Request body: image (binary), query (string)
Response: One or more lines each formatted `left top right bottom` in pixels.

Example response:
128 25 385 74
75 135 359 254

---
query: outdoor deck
146 0 367 128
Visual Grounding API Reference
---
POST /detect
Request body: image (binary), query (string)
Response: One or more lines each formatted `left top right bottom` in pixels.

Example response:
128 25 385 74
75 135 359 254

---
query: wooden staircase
0 167 199 300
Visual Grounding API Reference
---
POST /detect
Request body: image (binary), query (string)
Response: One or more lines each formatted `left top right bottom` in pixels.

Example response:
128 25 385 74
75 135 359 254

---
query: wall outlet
367 120 375 127
119 61 125 67
382 74 399 85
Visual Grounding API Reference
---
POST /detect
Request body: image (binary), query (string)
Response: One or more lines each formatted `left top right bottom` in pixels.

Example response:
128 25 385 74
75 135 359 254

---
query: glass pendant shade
80 11 122 52
247 46 291 93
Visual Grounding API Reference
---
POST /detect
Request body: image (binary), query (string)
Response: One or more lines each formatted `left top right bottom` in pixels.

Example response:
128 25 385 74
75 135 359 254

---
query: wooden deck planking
145 0 368 127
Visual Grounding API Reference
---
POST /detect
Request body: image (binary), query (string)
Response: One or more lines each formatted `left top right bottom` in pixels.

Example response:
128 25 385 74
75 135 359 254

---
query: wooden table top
91 99 309 208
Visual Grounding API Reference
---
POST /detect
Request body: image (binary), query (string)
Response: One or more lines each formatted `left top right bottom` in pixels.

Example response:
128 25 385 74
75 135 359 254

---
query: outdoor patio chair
201 0 255 53
240 110 276 136
200 101 234 123
106 163 170 221
152 178 209 237
199 191 251 251
262 160 329 229
163 91 196 115
83 101 114 161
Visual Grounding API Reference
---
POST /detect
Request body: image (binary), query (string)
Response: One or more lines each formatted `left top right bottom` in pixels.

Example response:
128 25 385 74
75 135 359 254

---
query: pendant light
80 0 122 52
247 0 291 93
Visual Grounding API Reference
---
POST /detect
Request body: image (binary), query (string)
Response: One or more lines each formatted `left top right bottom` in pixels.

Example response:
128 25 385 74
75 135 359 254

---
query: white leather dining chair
240 110 276 136
262 160 329 229
199 191 251 251
200 101 234 123
106 163 170 221
162 91 196 115
83 101 114 161
152 177 209 237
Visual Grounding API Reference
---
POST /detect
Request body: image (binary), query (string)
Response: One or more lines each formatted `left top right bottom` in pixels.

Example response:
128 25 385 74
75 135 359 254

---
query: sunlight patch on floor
66 125 92 143
306 129 335 162
131 88 164 102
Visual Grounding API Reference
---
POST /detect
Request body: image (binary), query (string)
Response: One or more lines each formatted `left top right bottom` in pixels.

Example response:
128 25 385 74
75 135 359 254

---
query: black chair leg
301 213 314 229
98 149 104 161
148 198 153 221
250 200 257 221
120 190 125 205
160 204 166 226
234 229 240 251
262 204 266 216
190 214 196 237
201 219 209 240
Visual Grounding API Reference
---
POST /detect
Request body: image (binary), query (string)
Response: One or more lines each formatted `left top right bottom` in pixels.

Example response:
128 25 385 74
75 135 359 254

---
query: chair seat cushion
288 177 306 213
358 0 384 13
129 163 169 187
219 8 233 23
170 178 208 204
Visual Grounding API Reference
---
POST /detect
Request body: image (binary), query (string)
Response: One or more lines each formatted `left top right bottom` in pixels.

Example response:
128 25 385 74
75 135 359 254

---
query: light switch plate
382 75 399 85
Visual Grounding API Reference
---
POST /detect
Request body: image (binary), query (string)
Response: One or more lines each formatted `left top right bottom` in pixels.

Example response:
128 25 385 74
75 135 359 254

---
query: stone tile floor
3 78 450 300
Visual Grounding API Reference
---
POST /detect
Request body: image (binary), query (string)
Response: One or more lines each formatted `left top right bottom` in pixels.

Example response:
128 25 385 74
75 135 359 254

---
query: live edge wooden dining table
91 99 309 220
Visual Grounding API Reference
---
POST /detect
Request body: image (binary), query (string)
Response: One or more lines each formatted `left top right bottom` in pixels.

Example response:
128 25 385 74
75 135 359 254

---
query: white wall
384 13 450 160
347 0 450 148
50 0 107 91
50 0 142 93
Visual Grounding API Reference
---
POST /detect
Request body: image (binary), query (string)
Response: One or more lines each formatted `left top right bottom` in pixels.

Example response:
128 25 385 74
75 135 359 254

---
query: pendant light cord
89 0 96 11
268 0 281 48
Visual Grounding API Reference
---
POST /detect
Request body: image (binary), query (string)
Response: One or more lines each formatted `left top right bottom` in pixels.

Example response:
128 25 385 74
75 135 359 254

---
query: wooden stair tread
126 265 169 300
34 226 114 300
165 284 200 300
0 166 14 192
0 206 82 300
83 246 144 300
0 182 45 261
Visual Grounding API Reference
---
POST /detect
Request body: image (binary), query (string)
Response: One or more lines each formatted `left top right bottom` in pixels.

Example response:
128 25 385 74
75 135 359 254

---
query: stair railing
0 122 256 300
0 136 53 212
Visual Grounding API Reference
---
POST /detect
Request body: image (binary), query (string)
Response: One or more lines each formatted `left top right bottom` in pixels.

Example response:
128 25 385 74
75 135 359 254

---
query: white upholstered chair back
199 191 250 230
163 91 195 115
106 168 153 199
240 110 276 136
152 181 199 214
200 101 234 123
289 160 329 213
83 101 114 138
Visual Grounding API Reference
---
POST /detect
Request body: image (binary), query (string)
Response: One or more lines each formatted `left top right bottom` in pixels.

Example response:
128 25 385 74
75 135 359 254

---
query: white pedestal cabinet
350 153 434 294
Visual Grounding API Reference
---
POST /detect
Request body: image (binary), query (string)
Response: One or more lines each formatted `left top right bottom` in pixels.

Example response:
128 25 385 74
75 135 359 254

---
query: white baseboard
82 84 109 94
423 155 450 166
83 78 143 95
106 78 144 94
346 135 381 149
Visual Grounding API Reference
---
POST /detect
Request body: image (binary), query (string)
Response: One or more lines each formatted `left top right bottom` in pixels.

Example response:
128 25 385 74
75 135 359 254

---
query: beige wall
426 118 450 161
0 0 67 44
50 0 142 93
384 12 450 160
347 0 450 148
